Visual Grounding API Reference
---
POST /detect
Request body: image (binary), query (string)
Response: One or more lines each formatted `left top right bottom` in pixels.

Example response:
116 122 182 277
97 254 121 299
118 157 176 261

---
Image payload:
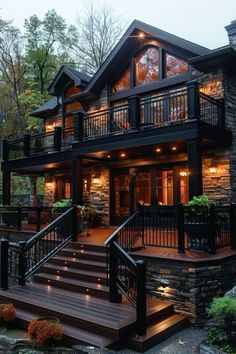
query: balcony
2 82 225 162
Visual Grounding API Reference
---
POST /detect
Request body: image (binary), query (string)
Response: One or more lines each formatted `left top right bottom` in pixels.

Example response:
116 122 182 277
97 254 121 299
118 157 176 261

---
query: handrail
105 208 146 336
4 206 77 286
199 92 222 107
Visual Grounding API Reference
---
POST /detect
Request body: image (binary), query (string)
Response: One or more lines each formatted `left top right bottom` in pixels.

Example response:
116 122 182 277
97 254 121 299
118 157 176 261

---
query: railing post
209 204 216 254
136 260 146 336
109 242 121 303
36 207 41 232
163 93 170 123
54 126 62 151
177 203 185 253
18 241 27 286
74 112 84 142
230 203 236 250
72 205 78 241
23 133 31 157
137 202 144 245
128 96 140 130
2 140 9 161
17 207 22 231
217 98 225 129
186 81 200 120
0 239 9 290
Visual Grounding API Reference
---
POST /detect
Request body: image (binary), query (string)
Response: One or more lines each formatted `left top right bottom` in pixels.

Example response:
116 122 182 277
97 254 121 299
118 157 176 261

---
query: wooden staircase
0 241 187 352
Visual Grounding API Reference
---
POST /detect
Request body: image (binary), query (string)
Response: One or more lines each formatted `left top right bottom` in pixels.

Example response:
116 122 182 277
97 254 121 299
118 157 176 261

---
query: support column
2 171 11 205
29 176 37 206
187 139 202 199
72 157 83 205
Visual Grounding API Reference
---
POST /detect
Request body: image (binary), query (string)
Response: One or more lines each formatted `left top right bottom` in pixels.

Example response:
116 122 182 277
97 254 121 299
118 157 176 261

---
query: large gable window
135 47 159 86
165 53 188 78
112 67 130 93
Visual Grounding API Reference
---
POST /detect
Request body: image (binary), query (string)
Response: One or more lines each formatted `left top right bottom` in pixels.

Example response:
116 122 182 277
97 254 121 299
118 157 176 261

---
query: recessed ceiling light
172 146 177 151
107 155 111 158
139 32 145 39
156 148 161 152
121 153 126 158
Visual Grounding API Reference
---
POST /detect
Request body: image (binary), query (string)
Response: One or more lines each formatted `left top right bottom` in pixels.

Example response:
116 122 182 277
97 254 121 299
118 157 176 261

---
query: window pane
165 53 188 78
135 47 159 86
156 170 173 205
112 67 130 92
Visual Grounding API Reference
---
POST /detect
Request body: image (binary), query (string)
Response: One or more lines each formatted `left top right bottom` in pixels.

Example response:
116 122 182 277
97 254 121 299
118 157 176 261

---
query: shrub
207 297 236 341
28 318 63 345
0 303 16 322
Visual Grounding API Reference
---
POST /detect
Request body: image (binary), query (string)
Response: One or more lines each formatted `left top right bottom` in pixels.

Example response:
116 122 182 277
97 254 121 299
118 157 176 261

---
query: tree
24 9 75 95
0 19 26 136
73 1 123 74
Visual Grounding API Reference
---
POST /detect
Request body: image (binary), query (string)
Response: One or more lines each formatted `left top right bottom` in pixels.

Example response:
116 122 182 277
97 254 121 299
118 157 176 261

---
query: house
1 19 236 351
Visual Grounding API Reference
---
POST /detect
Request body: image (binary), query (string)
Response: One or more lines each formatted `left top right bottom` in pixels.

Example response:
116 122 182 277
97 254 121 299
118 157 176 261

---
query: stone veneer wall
44 174 55 205
85 166 110 226
141 256 236 325
202 149 230 203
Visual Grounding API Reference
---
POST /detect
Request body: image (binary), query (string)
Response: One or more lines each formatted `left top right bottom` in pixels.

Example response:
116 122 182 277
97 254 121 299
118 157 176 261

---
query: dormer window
135 47 159 86
111 45 188 93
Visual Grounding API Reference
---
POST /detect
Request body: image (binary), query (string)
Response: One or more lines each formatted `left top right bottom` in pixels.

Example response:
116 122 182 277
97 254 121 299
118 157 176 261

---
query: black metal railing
200 92 224 127
105 211 147 336
0 206 68 233
0 206 77 288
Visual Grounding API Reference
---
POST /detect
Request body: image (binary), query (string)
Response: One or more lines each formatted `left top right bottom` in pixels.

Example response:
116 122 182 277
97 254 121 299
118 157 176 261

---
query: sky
0 0 236 49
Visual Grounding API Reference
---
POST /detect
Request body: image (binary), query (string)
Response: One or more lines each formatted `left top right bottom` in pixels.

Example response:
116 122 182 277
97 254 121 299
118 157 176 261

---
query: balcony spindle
128 96 141 130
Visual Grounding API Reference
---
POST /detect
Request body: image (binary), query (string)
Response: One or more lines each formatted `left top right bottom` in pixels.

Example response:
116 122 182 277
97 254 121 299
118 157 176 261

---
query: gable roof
75 19 210 96
32 97 59 118
48 65 91 96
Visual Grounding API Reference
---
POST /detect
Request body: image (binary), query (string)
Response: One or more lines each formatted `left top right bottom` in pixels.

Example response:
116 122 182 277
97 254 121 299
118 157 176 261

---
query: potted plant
184 195 211 251
28 317 63 346
0 303 16 323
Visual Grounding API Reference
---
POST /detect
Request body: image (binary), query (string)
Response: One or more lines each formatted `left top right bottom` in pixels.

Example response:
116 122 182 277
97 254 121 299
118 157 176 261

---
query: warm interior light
138 32 145 39
209 165 217 174
92 172 101 184
107 155 111 158
179 169 190 177
121 153 126 158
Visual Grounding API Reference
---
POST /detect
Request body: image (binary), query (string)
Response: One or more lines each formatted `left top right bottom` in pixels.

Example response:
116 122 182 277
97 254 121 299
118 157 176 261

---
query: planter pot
1 212 18 227
184 222 210 251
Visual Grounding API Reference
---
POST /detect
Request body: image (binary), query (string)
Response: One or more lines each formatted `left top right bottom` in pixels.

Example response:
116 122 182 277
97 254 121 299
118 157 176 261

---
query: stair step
71 242 106 253
126 314 188 352
59 248 106 262
49 255 107 272
33 273 109 299
41 263 107 284
0 283 136 340
15 308 115 348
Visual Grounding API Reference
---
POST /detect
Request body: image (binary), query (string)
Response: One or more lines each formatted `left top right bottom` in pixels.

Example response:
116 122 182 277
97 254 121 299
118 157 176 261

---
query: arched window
135 47 159 86
165 53 188 78
112 67 130 92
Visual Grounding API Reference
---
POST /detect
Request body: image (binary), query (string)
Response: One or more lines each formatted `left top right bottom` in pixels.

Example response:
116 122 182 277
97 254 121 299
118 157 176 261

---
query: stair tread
51 255 107 267
43 263 107 279
128 314 186 342
62 248 106 257
34 273 109 291
16 308 114 348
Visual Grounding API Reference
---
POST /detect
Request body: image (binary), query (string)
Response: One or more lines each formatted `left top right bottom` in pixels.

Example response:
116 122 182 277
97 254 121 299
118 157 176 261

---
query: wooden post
23 134 30 157
17 207 22 231
217 98 225 129
36 207 41 232
0 239 8 290
136 260 146 336
74 112 84 142
2 171 11 205
53 126 62 151
177 203 185 253
72 157 83 205
2 140 9 161
72 205 78 241
208 204 216 254
18 241 27 286
230 203 236 250
109 242 121 303
128 96 140 130
186 81 200 120
187 139 202 199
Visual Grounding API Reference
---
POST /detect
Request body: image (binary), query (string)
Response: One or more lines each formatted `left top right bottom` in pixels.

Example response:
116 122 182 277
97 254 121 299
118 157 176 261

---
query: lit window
65 182 71 199
165 53 188 78
135 47 159 86
112 67 130 92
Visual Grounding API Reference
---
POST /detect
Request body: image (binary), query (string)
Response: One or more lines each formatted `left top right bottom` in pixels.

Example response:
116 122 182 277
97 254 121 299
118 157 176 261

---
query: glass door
156 170 174 205
111 171 131 224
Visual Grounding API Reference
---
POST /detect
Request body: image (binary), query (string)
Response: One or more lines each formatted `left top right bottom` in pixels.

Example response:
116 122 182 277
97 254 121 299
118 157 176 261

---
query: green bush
207 297 236 341
52 199 72 213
